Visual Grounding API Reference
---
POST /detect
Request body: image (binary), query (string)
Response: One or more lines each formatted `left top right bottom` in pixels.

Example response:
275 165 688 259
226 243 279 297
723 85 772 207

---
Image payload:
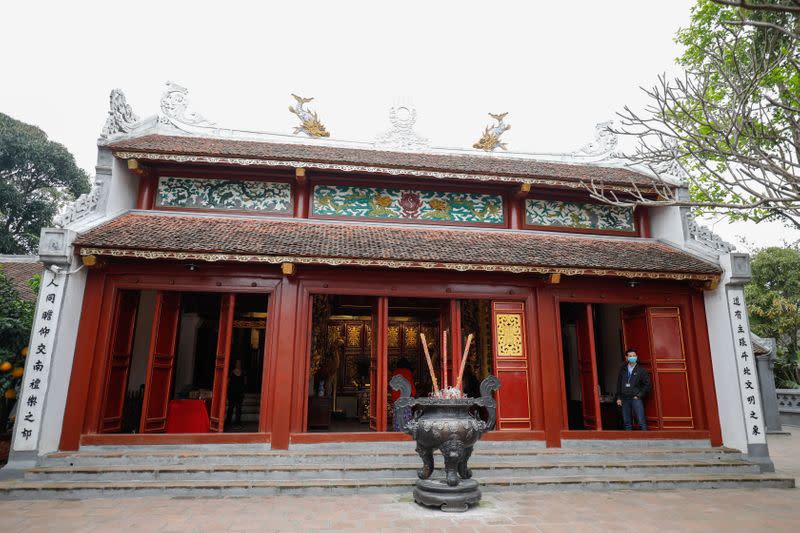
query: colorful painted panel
312 185 504 225
156 176 292 213
525 199 634 232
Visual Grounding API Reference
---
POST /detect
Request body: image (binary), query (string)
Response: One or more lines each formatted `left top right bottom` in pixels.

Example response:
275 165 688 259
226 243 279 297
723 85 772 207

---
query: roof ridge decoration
571 120 619 159
53 180 103 228
686 213 736 255
160 81 216 129
374 104 430 151
100 89 139 139
288 94 330 138
473 113 511 151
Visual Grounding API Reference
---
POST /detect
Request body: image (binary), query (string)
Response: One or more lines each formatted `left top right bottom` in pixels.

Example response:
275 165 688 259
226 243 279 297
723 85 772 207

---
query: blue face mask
627 355 638 364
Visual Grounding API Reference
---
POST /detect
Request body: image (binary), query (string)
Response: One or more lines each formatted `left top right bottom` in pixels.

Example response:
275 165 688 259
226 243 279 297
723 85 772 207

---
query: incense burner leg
416 443 434 479
440 438 465 487
458 445 474 480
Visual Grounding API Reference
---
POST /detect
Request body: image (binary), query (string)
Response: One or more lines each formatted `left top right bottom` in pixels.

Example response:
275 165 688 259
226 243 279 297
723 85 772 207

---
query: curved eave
77 245 719 284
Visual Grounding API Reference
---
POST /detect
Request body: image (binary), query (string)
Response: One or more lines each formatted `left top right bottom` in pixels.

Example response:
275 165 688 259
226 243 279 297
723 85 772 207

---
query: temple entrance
306 295 445 432
307 295 377 432
560 303 694 431
305 293 534 434
98 289 269 434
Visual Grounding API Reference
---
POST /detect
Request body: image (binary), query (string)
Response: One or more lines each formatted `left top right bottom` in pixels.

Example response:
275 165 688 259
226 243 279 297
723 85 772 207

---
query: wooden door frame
549 282 721 445
290 273 537 444
60 263 281 449
577 303 602 430
209 293 236 432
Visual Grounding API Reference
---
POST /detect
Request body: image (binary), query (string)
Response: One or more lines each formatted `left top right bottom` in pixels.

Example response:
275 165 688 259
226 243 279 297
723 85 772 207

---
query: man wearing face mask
615 348 651 431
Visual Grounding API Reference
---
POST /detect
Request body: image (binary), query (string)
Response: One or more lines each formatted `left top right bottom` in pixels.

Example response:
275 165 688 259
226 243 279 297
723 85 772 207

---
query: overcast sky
1 0 797 250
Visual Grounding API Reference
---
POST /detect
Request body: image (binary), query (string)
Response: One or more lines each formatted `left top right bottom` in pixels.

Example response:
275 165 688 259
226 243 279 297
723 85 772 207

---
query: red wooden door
99 290 140 433
491 301 532 430
576 304 602 430
140 292 181 433
647 307 693 429
621 306 693 429
209 294 236 432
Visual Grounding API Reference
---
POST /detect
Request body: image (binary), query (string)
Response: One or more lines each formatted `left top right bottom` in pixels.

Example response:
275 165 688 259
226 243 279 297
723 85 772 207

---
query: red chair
165 399 210 433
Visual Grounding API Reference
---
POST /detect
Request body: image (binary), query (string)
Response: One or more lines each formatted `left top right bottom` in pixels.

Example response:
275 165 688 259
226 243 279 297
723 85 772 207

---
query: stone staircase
0 439 793 499
240 393 260 424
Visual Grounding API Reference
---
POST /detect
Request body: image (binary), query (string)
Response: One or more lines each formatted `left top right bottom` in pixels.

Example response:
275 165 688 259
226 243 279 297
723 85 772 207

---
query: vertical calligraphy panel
727 287 766 445
12 269 65 452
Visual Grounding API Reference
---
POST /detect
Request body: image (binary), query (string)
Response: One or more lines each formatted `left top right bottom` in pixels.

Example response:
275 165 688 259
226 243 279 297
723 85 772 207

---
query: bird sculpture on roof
289 94 330 138
473 112 511 151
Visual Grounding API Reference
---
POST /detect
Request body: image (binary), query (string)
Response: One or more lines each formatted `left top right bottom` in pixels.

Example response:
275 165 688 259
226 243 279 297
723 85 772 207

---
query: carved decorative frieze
100 89 140 138
374 105 430 150
155 176 292 213
686 213 735 254
53 183 102 228
525 199 635 232
160 81 216 127
313 185 504 225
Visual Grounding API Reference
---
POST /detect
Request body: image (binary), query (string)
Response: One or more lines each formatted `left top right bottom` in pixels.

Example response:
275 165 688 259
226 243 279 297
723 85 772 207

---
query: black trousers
226 397 243 426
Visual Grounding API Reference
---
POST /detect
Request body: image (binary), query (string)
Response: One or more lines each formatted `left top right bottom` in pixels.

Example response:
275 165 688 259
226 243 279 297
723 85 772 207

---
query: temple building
2 83 781 481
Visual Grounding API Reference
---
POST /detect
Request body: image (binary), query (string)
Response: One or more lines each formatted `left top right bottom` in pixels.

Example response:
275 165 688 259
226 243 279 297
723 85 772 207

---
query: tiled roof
0 258 41 301
108 134 656 188
74 213 720 281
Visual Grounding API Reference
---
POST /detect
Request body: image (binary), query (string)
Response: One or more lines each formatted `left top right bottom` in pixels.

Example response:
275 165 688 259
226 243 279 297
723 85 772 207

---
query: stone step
0 473 792 499
24 459 760 482
41 446 742 467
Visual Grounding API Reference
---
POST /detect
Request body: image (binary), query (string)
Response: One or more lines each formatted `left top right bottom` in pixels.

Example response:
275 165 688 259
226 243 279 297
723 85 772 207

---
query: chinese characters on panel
12 269 65 451
728 288 766 444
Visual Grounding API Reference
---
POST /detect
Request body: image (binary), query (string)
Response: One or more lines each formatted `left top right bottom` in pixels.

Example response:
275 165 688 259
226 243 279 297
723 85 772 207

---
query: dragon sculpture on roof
473 112 511 151
289 94 330 138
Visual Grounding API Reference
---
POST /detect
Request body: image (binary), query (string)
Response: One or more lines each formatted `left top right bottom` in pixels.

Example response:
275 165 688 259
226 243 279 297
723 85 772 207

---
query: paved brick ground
1 429 798 532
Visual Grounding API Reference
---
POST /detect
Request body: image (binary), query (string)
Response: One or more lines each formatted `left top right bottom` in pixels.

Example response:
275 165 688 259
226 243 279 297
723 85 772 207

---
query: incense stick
456 333 474 393
419 333 440 396
442 330 448 390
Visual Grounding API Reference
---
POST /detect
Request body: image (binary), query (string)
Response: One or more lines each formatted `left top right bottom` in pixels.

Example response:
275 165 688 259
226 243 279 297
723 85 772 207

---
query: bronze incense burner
390 374 500 512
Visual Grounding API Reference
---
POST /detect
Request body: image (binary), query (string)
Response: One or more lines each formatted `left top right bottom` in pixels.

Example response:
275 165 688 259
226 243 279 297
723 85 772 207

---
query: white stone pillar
1 229 87 476
704 253 773 471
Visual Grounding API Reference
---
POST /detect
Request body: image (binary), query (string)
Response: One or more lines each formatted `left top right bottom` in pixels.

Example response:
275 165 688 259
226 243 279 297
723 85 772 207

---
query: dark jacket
228 372 246 402
616 363 651 401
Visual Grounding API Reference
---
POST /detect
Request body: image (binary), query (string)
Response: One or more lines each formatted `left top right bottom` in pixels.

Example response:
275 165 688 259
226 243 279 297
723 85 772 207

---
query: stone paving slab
0 487 798 532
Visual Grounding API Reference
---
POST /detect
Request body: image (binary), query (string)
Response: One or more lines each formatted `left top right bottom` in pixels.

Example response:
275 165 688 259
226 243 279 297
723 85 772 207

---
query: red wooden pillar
689 292 723 446
508 196 522 230
60 271 107 450
536 288 563 446
637 207 651 238
135 174 156 210
270 278 300 449
294 168 310 218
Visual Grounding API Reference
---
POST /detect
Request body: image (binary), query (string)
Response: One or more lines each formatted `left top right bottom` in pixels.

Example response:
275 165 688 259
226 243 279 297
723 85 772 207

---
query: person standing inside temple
227 359 246 430
615 348 651 431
